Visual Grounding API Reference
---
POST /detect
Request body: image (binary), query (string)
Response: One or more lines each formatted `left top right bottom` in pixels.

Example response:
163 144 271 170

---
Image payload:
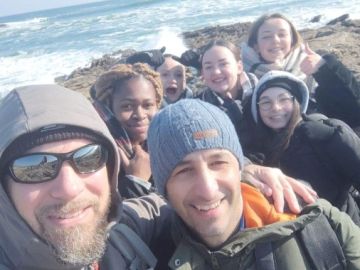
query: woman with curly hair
92 63 163 198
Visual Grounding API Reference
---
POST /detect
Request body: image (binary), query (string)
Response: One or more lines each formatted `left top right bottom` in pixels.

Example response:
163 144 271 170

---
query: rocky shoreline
56 14 360 97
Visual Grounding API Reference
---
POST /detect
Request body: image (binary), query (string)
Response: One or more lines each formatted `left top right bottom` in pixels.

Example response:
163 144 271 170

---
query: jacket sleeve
121 193 173 245
320 199 360 269
321 119 360 187
313 54 360 128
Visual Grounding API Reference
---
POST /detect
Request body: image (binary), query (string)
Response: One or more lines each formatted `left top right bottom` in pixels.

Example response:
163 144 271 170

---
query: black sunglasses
9 144 109 184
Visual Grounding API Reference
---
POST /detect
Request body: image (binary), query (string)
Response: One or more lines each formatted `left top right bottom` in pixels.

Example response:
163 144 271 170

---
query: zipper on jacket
210 253 220 270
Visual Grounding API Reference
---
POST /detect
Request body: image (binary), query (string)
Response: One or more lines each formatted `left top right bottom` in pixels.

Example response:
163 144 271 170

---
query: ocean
1 0 360 97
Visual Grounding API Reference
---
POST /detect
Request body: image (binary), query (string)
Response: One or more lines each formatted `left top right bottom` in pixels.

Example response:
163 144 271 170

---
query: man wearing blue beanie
147 99 360 269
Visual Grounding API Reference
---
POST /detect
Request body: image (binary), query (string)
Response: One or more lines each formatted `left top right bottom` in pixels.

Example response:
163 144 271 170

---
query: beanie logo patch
193 129 218 140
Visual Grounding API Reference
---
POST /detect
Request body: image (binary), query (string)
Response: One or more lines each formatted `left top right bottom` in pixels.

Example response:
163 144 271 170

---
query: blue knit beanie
148 99 244 196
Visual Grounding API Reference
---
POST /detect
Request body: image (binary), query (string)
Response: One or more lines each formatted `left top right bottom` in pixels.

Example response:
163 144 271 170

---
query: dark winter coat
263 116 360 225
312 54 360 131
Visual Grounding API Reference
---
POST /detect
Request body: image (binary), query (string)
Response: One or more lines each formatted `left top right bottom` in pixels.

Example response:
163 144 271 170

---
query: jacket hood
251 70 309 123
0 84 120 269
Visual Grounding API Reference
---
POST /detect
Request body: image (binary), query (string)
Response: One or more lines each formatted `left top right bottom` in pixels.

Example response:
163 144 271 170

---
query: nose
133 105 146 119
49 162 85 200
169 74 177 82
273 35 280 43
212 65 221 75
271 100 282 111
194 168 219 200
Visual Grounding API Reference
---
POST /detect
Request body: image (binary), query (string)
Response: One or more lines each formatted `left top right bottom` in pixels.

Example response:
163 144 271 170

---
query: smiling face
166 148 242 248
7 138 111 265
258 87 295 130
255 18 292 63
111 76 158 144
157 57 186 103
201 46 243 99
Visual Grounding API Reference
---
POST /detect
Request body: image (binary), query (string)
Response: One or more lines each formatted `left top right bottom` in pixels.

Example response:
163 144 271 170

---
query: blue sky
1 0 104 17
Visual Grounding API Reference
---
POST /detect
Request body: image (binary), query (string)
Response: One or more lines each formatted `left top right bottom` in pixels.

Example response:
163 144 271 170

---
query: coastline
56 14 360 97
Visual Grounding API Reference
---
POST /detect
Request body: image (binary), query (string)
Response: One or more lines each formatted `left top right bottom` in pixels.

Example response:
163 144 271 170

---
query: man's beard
36 196 110 266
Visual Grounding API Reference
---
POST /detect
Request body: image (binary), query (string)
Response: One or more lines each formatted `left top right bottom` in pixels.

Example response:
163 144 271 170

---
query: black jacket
273 116 360 225
312 54 360 131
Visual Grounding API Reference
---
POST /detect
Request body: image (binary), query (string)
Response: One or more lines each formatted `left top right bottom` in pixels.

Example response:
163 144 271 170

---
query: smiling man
147 99 360 269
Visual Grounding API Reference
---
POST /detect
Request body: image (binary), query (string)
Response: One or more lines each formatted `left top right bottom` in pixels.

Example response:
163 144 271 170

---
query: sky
0 0 104 17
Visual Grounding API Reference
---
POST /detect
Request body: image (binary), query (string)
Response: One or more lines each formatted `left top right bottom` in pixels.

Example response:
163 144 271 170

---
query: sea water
1 0 360 97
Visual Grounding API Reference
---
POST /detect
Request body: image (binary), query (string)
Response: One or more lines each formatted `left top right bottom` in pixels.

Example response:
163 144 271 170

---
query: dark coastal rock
55 49 135 97
0 23 7 28
182 22 252 49
310 15 322 23
57 15 360 97
327 14 349 25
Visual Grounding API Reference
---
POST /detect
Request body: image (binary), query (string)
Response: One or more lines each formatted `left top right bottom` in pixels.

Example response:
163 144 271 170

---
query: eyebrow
259 93 292 100
260 29 288 34
203 58 227 65
175 159 192 168
117 98 155 103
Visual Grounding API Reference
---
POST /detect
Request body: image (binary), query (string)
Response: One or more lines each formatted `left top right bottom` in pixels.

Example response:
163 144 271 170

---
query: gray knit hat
251 70 309 123
148 99 244 196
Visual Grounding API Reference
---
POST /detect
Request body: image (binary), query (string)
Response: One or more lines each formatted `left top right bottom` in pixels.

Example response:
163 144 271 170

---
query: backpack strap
255 242 276 270
254 214 346 270
298 214 346 270
109 223 157 270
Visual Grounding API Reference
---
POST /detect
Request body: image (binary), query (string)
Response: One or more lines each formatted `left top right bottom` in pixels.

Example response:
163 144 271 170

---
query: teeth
53 211 82 219
194 201 221 211
270 48 281 53
213 77 225 83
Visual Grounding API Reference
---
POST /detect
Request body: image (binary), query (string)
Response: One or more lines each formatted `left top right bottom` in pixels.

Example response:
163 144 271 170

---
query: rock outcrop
56 15 360 97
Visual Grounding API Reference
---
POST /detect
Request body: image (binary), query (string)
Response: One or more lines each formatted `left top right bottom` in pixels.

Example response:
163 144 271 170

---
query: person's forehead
158 57 184 71
203 46 235 62
260 87 291 98
259 18 291 31
113 77 156 98
181 148 235 162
